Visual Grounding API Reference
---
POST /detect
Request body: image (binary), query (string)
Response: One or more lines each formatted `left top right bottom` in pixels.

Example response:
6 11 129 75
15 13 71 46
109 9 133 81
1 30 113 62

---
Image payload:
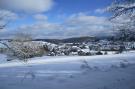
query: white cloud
1 13 113 39
0 0 54 13
66 13 110 26
27 14 112 38
33 14 48 21
0 10 18 20
17 22 63 39
62 13 113 36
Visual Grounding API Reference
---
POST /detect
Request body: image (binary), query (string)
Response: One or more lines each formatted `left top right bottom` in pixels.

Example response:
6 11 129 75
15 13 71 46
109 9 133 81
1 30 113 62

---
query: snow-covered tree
107 0 135 41
115 23 135 41
107 0 135 19
107 0 135 52
7 33 48 61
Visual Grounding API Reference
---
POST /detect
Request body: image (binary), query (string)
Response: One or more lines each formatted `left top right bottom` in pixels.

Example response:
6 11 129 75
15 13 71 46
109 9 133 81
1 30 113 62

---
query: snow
0 53 135 89
0 54 7 63
0 53 135 68
0 43 7 48
81 48 90 52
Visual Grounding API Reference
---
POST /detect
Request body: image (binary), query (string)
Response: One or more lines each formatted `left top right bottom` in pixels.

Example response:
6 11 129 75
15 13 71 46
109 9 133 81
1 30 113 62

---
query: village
47 40 135 56
0 39 135 58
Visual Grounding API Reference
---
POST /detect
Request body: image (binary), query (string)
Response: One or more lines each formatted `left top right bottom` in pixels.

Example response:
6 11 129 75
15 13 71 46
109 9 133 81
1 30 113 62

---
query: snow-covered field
0 53 135 89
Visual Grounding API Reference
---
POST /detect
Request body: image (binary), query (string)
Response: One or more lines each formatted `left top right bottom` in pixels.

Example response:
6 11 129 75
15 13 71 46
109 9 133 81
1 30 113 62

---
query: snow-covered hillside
0 53 135 89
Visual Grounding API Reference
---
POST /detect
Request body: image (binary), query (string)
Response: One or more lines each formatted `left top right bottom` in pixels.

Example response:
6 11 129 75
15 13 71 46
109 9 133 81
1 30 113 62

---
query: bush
96 51 103 55
7 41 49 61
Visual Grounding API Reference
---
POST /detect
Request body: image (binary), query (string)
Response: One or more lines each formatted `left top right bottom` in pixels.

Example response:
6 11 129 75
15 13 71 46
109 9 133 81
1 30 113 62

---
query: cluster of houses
0 40 135 57
47 40 135 56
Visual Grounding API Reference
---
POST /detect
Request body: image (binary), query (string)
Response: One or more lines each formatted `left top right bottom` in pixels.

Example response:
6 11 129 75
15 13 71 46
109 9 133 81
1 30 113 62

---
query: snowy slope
0 53 135 68
0 53 135 89
0 54 7 63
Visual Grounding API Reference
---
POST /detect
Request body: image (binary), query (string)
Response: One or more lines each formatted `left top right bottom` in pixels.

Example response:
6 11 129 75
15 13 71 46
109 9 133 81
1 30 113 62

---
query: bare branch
108 1 135 20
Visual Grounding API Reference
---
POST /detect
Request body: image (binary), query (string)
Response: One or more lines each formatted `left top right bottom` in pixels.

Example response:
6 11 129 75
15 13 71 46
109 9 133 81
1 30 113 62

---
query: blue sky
0 0 113 39
52 0 112 15
14 0 113 24
44 0 113 22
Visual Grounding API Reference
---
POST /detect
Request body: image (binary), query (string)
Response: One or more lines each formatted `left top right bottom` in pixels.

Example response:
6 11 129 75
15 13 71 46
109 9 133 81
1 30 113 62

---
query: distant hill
62 36 97 43
34 36 98 44
1 36 117 44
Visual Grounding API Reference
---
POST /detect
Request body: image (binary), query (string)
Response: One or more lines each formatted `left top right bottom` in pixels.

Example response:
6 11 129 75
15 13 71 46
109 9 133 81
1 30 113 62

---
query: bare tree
0 32 47 62
7 32 49 62
107 0 135 52
0 10 13 30
0 10 13 54
107 3 134 37
0 15 5 29
107 0 135 19
13 32 32 42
